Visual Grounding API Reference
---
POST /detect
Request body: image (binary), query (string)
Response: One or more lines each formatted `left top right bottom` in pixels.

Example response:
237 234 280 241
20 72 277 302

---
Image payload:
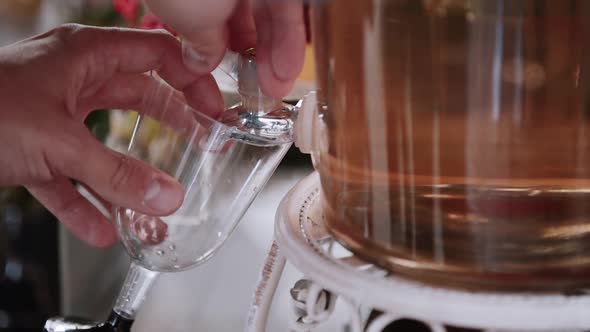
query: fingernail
182 40 210 73
144 178 183 213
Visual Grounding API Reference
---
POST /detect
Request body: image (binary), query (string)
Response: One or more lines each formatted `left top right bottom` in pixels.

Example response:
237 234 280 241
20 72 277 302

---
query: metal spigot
236 48 285 117
221 49 296 146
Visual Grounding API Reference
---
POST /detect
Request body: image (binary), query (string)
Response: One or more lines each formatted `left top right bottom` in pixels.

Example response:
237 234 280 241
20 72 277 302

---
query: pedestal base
247 172 590 332
44 312 133 332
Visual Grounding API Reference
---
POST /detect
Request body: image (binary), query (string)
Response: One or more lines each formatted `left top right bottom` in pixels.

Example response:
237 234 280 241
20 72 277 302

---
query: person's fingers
264 0 306 81
65 26 227 119
79 72 223 166
181 74 225 120
26 175 117 248
78 72 224 120
181 27 230 74
77 183 112 216
228 0 257 52
64 25 207 93
84 73 222 153
143 0 238 73
51 124 185 217
78 181 169 247
253 0 306 97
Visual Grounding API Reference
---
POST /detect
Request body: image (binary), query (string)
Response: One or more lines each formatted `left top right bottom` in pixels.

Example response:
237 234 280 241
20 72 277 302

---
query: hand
143 0 306 98
0 24 223 247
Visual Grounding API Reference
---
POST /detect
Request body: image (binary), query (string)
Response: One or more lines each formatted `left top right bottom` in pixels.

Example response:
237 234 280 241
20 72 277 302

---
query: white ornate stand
246 172 590 332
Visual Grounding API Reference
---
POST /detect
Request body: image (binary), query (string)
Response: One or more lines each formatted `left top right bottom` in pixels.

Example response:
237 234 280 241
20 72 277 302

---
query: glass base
44 312 133 332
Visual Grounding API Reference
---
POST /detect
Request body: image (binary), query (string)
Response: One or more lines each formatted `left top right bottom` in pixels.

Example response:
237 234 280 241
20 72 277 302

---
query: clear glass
45 65 293 330
110 76 292 319
115 98 290 273
311 0 590 291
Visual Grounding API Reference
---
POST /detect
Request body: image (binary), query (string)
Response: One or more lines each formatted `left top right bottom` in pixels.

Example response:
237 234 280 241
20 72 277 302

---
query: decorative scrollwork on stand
269 173 590 332
289 279 336 331
363 312 447 332
339 297 363 332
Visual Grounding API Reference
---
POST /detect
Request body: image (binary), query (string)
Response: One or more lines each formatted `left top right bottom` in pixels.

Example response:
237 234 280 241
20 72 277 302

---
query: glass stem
113 261 159 320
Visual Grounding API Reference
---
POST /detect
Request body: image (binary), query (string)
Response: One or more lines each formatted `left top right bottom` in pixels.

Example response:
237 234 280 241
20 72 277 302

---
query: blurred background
0 1 333 330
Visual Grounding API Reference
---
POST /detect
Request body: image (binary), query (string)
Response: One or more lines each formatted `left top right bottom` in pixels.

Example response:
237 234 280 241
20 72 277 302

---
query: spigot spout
293 91 322 155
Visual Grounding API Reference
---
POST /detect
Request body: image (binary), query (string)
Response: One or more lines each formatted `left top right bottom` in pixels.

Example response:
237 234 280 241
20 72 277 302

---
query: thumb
55 126 184 216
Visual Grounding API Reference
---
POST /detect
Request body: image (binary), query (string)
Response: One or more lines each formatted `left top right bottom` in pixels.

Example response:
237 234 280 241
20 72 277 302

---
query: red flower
113 0 139 25
140 13 178 36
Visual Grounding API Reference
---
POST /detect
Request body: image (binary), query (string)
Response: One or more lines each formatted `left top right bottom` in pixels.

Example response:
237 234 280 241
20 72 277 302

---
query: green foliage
85 110 111 143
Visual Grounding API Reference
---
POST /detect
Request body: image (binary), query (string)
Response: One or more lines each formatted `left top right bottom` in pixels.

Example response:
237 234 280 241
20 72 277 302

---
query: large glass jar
311 0 590 291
